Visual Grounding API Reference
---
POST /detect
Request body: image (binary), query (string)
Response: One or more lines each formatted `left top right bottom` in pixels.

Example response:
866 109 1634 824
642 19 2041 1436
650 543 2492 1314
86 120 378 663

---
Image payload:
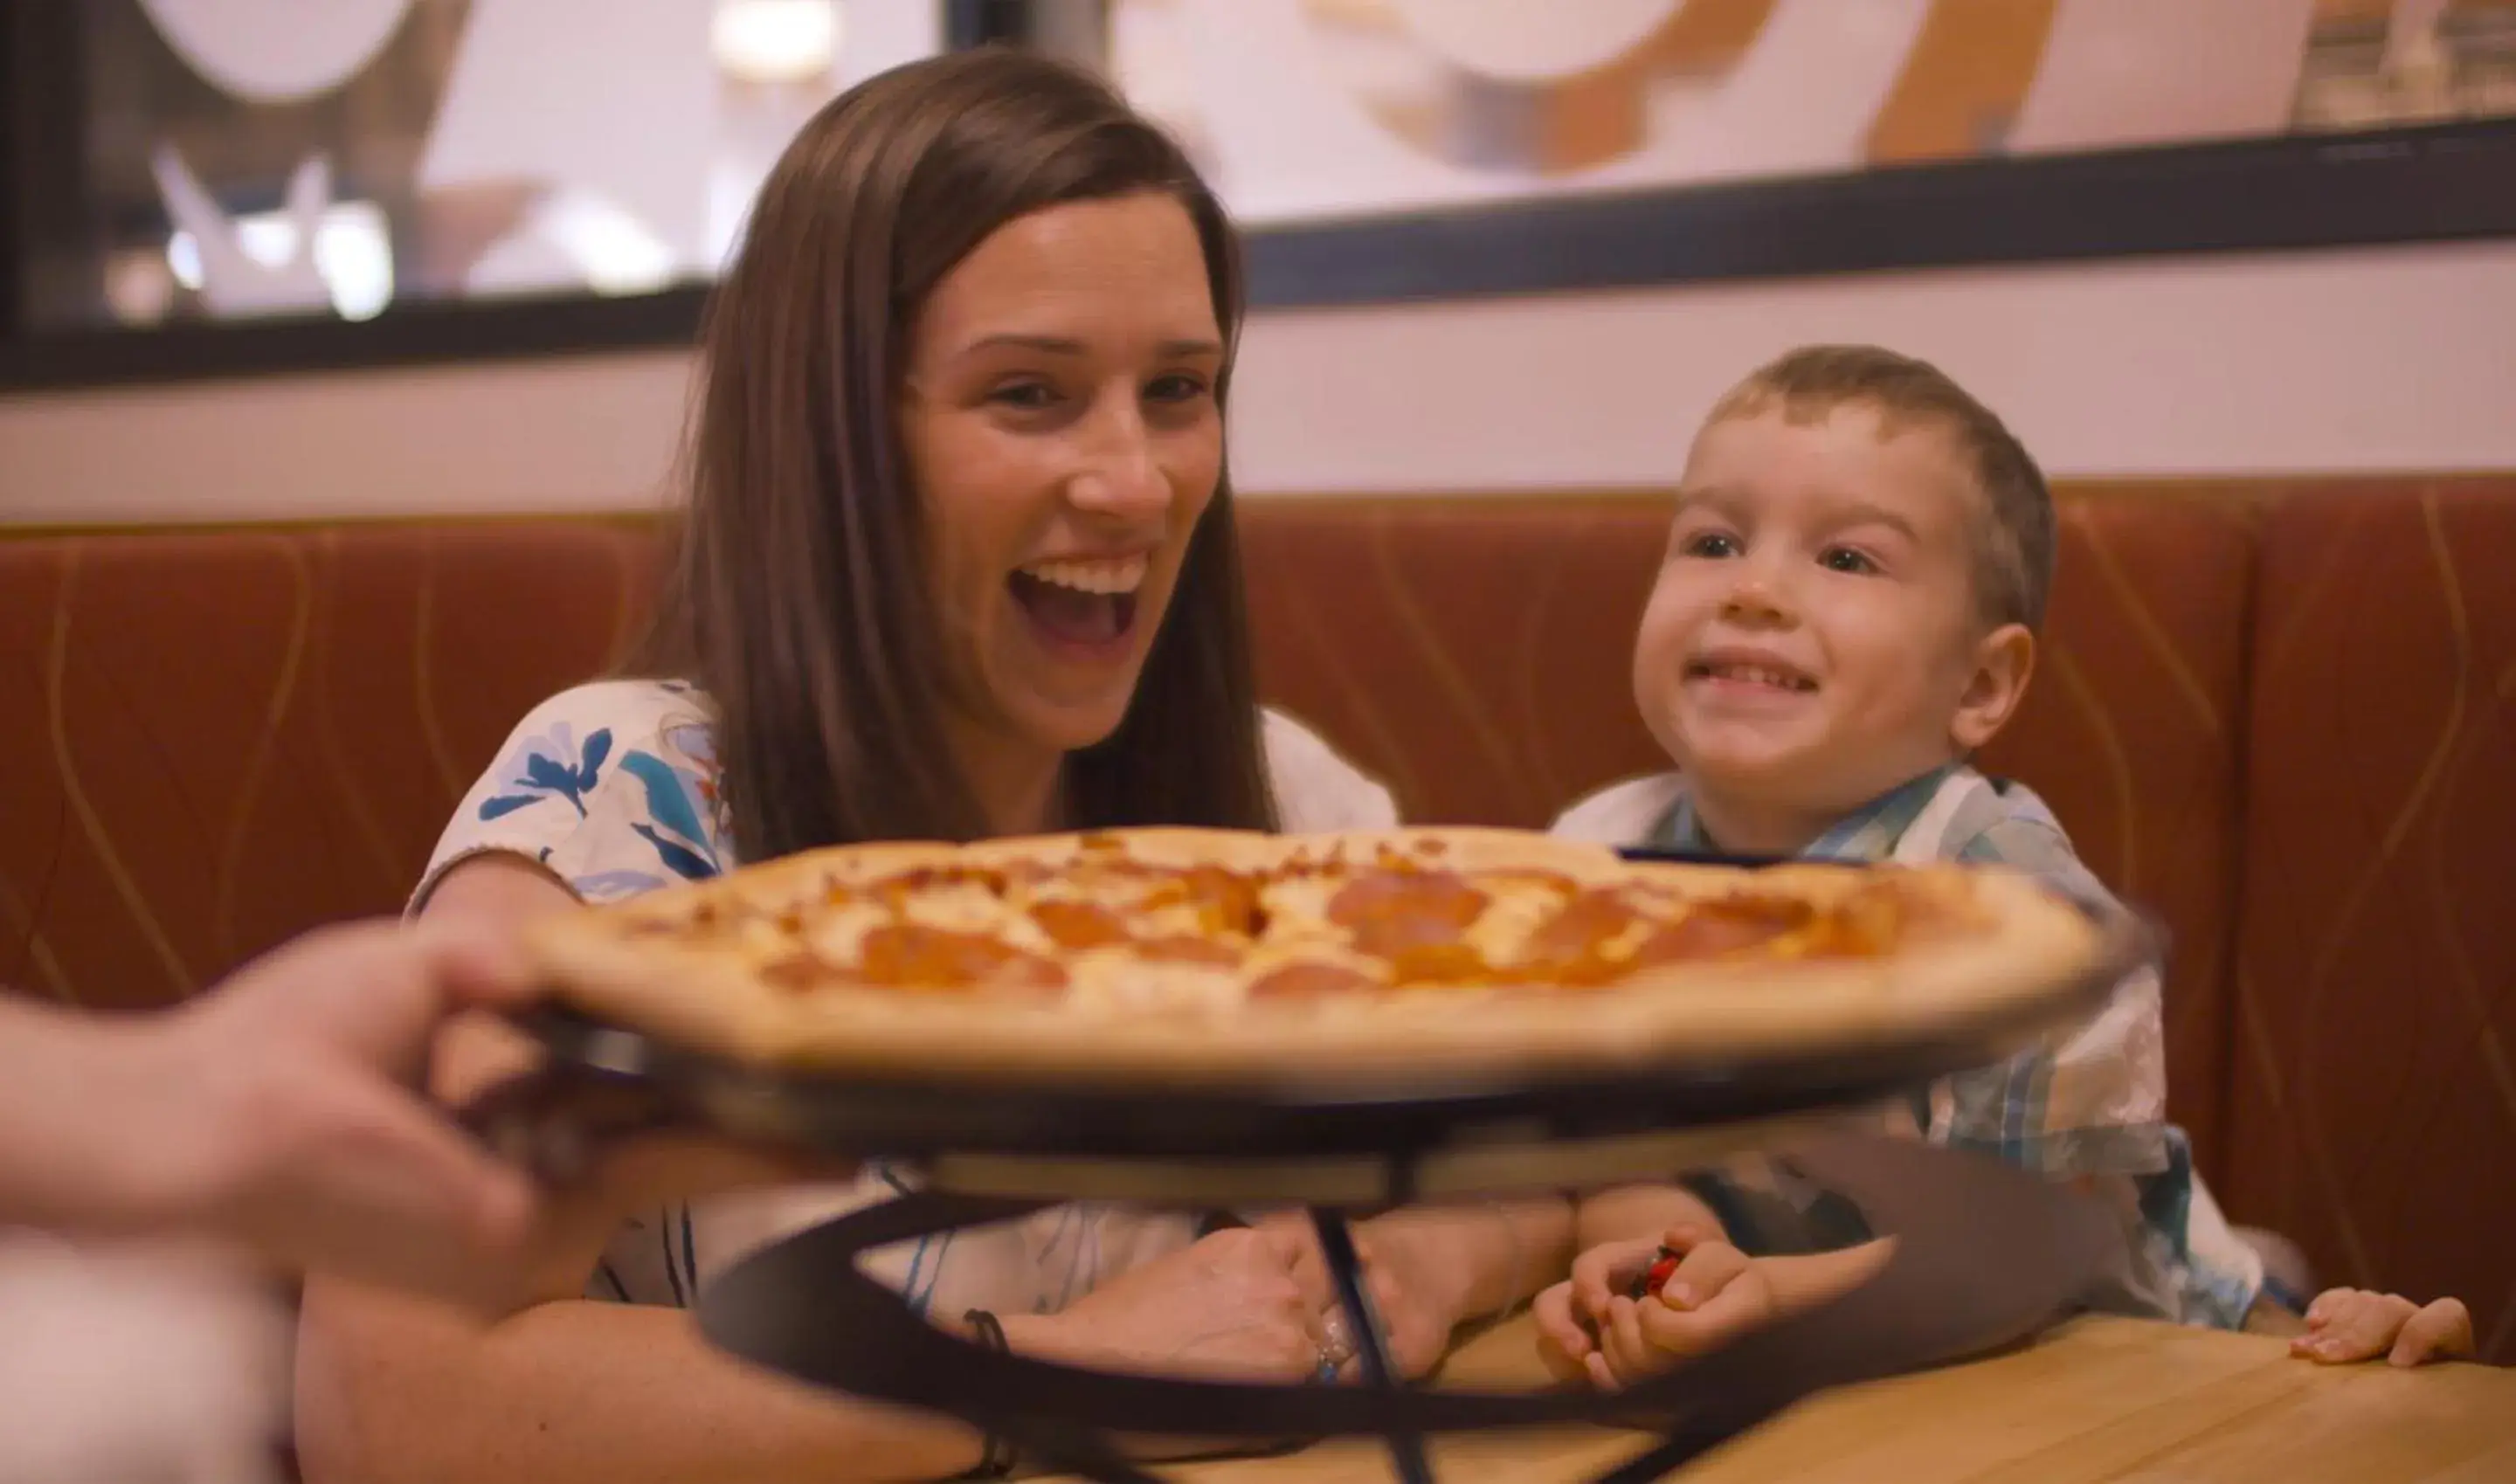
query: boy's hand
2291 1288 2473 1368
1533 1232 1659 1385
1535 1226 1774 1391
1533 1274 1603 1385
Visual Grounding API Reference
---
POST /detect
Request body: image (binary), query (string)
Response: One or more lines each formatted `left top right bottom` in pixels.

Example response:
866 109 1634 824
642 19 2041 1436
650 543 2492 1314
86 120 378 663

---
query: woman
296 49 1567 1484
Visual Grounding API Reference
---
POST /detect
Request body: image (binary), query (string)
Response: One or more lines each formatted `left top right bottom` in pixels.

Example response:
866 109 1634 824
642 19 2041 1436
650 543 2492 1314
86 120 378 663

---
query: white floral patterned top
418 679 1398 1317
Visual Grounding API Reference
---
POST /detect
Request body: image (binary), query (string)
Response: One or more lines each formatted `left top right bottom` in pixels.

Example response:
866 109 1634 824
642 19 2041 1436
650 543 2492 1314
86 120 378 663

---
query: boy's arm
1573 1183 1726 1252
1552 1225 1896 1391
1738 1241 1895 1312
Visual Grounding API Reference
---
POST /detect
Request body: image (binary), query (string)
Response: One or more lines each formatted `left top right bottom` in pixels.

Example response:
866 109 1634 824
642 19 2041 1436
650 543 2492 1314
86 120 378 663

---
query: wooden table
1067 1315 2516 1483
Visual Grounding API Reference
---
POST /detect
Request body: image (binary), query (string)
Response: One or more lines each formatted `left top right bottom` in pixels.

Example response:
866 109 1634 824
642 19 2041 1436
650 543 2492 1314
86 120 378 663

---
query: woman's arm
298 1280 995 1484
294 855 997 1484
1359 1196 1578 1328
1263 1196 1577 1379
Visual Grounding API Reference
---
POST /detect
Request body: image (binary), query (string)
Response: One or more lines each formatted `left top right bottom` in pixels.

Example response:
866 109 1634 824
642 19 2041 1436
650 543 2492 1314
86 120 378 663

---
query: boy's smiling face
1631 402 2033 852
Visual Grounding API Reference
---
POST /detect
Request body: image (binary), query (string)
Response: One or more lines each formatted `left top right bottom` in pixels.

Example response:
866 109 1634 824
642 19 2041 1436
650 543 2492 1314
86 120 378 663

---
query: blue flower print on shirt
480 723 612 820
619 719 726 883
659 719 722 819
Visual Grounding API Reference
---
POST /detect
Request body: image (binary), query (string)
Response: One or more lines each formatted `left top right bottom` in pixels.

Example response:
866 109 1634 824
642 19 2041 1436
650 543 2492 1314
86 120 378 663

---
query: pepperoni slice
1142 866 1262 935
855 923 1068 993
1135 935 1242 969
1248 961 1380 998
1328 869 1490 963
1328 870 1488 930
1519 887 1643 967
1629 895 1814 965
1029 899 1130 950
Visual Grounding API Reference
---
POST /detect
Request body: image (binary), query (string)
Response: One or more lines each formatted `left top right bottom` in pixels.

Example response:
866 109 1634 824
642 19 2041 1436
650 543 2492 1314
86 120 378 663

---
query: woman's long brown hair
635 47 1275 862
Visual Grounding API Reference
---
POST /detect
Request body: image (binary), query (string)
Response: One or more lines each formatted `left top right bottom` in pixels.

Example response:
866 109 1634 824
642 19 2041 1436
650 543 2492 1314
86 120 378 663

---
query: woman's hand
1261 1213 1474 1382
1004 1225 1329 1383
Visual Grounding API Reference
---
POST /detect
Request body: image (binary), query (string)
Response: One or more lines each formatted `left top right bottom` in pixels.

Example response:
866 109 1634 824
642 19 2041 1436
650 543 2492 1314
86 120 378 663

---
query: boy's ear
1952 624 2036 752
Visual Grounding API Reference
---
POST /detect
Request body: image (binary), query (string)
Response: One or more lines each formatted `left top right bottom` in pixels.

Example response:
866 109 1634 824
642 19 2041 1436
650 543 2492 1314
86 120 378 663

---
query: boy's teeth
1702 662 1813 691
1020 556 1147 595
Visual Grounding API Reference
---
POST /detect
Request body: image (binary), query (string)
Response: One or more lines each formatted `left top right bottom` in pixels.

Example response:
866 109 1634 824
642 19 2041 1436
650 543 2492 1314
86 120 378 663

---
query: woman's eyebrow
955 333 1224 359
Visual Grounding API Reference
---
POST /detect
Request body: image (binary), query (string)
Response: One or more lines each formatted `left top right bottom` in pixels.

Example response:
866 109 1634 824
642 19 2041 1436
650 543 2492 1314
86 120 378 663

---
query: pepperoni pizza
523 828 2107 1085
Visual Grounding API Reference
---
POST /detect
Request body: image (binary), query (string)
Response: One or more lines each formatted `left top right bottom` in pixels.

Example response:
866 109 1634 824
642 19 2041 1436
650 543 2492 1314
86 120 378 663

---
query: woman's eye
1145 373 1211 404
989 381 1060 411
1679 531 1740 559
1820 546 1879 575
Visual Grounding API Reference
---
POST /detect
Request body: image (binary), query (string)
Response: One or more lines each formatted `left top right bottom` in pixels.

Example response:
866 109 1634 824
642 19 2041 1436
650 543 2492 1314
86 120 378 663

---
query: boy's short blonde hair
1708 345 2056 633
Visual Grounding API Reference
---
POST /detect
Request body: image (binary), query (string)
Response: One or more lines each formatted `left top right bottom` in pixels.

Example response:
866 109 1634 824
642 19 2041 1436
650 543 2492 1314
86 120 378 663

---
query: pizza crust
524 827 2119 1088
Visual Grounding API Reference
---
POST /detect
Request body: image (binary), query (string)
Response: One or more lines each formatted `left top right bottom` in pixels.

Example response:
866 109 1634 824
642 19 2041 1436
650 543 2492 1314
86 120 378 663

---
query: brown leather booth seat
0 522 653 1010
2222 481 2516 1362
3 475 2509 1357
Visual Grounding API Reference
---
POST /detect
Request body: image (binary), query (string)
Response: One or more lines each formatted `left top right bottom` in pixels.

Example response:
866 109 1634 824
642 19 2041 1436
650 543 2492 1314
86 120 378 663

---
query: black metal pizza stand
474 859 2147 1484
487 1017 2131 1480
688 1133 2114 1484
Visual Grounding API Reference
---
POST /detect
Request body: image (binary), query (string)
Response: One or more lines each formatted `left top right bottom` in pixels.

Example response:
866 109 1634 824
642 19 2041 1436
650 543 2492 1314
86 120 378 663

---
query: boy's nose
1718 576 1793 625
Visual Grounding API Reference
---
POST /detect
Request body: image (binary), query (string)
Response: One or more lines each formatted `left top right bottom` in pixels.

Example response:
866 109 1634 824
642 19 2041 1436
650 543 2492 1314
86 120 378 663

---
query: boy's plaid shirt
1624 764 2264 1329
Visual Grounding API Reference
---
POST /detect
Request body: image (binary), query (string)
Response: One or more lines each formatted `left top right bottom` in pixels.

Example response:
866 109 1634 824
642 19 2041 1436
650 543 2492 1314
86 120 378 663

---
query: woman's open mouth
1008 554 1147 652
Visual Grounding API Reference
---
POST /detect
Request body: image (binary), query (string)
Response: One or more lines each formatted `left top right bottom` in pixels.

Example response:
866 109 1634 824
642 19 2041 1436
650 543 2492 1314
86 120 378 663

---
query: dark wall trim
0 9 18 343
1242 117 2516 309
944 0 1030 48
0 286 710 390
3 1 97 350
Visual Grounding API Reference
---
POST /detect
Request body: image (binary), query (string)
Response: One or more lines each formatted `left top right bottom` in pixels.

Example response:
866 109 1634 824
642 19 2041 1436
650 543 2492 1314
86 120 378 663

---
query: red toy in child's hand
1628 1246 1682 1302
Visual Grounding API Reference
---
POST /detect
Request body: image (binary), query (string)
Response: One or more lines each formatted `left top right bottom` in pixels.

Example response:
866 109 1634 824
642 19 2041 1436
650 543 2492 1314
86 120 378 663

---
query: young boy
1532 346 2471 1388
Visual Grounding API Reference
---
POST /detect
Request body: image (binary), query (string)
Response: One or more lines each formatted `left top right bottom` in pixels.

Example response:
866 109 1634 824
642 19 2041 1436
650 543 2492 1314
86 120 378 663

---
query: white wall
1230 238 2516 492
2 238 2511 527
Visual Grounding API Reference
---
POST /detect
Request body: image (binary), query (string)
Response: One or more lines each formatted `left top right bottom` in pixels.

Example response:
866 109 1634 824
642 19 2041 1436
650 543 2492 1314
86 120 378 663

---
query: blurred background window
10 0 948 334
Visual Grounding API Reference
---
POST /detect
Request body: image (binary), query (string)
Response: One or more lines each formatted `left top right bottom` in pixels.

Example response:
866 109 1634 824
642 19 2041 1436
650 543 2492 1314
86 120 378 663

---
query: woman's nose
1067 408 1170 521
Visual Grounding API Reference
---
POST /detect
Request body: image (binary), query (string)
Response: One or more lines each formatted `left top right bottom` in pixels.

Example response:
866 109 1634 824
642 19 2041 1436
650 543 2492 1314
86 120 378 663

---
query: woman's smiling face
901 190 1227 768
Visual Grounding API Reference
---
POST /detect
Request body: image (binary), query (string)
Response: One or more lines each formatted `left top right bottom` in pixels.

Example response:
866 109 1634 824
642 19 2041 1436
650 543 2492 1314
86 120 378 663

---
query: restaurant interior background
2 0 2513 1367
0 0 2511 521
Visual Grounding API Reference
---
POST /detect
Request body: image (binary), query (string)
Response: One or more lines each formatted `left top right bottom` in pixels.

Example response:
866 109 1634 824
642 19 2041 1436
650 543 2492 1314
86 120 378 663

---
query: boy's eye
1679 531 1740 559
1819 546 1878 575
